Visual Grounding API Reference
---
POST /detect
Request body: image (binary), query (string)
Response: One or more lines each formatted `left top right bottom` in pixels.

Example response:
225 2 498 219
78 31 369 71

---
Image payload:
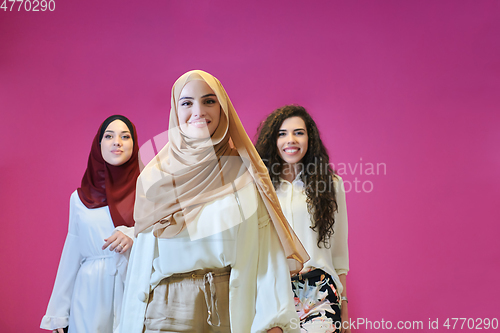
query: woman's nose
286 134 296 143
113 137 123 146
192 103 206 118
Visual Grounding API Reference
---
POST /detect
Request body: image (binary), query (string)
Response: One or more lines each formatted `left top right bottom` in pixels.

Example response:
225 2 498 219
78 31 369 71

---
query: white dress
120 182 300 333
41 190 134 333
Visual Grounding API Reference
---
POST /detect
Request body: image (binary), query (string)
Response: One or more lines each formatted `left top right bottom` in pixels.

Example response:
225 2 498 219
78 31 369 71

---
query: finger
108 234 119 242
109 240 121 251
115 243 124 253
102 237 117 250
119 241 131 253
122 240 134 253
117 243 127 254
102 239 112 250
102 234 118 250
340 321 348 333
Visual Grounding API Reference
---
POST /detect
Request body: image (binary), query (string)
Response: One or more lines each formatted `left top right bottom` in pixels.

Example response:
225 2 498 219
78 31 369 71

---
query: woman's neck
280 163 302 183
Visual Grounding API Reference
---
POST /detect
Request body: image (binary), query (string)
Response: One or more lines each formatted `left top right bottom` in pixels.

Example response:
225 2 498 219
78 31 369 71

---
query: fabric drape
77 115 140 228
134 70 308 268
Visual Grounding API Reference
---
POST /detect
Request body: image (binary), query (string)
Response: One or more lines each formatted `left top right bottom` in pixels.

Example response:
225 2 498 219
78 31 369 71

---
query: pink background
1 0 499 331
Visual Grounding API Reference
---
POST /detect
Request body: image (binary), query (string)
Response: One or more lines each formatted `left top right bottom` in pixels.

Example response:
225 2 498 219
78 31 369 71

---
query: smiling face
177 80 221 139
277 116 309 166
100 119 134 166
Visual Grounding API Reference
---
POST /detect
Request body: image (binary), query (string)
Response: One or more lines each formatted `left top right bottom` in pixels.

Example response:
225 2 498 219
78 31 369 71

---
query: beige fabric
144 267 231 333
134 70 308 270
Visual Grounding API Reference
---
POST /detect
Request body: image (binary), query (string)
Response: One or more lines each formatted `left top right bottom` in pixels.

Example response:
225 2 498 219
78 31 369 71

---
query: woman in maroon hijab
41 115 140 333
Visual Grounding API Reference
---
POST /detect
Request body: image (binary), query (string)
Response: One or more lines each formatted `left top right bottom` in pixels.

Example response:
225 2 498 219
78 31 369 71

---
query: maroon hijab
77 115 140 228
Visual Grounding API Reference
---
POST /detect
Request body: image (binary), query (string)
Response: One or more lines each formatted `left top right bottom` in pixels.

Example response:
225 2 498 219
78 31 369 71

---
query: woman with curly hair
256 105 350 333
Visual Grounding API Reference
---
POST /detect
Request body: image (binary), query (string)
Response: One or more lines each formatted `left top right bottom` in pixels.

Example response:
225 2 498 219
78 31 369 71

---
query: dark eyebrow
278 128 306 132
180 93 217 101
105 130 131 134
202 93 217 98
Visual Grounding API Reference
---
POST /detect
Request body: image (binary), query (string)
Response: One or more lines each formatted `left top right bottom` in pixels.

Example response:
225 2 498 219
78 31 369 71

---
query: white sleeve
251 203 300 333
115 225 135 239
40 192 83 330
332 177 349 276
119 227 156 333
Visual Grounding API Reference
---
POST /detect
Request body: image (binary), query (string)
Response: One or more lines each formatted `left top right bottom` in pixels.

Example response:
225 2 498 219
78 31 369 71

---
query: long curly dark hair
255 105 338 248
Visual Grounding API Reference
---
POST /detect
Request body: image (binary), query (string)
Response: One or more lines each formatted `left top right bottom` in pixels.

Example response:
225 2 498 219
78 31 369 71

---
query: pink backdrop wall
1 1 499 331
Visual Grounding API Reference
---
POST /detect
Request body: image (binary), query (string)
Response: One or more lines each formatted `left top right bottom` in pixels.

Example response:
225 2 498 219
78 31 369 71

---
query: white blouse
120 182 300 333
41 191 134 333
276 175 349 294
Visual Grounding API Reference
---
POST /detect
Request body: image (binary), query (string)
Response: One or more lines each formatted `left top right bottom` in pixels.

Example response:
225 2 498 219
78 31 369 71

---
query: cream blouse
120 182 300 333
276 175 349 294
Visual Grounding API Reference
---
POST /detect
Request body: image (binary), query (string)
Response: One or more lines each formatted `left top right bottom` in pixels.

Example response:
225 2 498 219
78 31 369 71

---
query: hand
53 329 64 333
291 265 313 277
102 230 133 254
340 300 351 333
267 328 283 333
298 266 313 275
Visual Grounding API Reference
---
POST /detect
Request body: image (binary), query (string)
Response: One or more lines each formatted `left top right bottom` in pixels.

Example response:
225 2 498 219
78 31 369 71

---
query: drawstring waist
166 267 231 327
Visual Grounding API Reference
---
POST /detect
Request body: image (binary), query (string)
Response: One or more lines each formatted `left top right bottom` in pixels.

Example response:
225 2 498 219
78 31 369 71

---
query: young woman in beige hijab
119 70 309 333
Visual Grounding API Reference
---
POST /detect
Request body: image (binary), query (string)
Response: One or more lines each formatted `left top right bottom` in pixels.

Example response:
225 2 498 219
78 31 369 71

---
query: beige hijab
134 70 308 269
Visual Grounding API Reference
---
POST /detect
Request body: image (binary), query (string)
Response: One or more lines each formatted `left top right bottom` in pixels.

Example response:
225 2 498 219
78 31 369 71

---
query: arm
118 227 156 333
332 177 350 333
252 203 300 333
331 177 349 275
338 273 350 333
230 186 299 333
40 192 83 331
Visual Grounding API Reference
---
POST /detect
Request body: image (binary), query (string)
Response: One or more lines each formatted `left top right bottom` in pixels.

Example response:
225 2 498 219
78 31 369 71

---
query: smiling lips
111 149 123 155
189 119 211 128
283 147 300 155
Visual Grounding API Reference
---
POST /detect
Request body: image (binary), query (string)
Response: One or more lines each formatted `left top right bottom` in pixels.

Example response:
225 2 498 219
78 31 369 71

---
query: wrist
341 296 348 303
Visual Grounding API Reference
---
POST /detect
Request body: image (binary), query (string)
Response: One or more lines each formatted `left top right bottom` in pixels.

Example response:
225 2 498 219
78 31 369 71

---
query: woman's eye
295 131 304 135
181 101 192 107
278 132 286 137
205 99 216 105
122 135 131 140
105 134 112 139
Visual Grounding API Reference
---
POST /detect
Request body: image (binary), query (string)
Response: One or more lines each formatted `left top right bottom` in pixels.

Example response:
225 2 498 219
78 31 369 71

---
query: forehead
279 116 306 129
180 79 216 97
105 119 129 131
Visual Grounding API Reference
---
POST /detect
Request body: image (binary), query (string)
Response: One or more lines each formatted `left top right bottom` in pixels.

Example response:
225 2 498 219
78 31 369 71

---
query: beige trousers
144 267 231 333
